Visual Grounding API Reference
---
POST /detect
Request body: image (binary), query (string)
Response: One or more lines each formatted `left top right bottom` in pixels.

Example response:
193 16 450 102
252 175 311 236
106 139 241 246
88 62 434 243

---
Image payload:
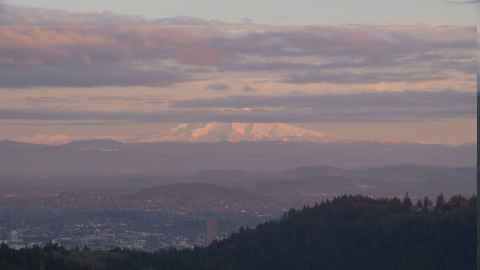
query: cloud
443 0 480 4
0 64 192 88
0 89 474 123
430 59 477 74
0 4 227 25
217 51 475 74
242 86 255 92
0 25 232 68
218 61 372 72
1 25 474 68
205 83 230 91
280 71 450 84
0 24 475 88
171 89 475 110
23 95 165 105
15 133 72 145
240 18 253 24
23 96 81 104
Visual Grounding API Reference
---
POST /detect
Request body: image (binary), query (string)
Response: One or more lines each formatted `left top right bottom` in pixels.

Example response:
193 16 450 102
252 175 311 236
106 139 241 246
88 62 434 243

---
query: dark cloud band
171 89 475 109
0 65 192 88
0 90 475 123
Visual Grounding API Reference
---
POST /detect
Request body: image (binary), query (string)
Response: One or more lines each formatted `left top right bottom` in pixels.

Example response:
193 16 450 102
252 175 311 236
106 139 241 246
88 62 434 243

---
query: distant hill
0 140 475 175
132 183 273 202
359 164 447 182
430 144 477 167
276 164 477 182
254 180 325 196
255 165 476 199
187 169 268 188
59 139 125 151
0 140 49 151
125 176 178 187
254 176 396 199
189 169 265 181
277 165 347 179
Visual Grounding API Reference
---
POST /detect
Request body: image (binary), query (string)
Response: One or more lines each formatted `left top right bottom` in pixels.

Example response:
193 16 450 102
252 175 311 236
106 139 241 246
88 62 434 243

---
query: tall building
205 219 217 246
7 231 18 243
146 235 158 249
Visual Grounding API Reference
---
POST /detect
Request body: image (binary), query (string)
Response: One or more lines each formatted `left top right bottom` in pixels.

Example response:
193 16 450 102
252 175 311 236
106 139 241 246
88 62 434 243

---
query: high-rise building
146 235 158 249
205 219 217 246
7 231 18 243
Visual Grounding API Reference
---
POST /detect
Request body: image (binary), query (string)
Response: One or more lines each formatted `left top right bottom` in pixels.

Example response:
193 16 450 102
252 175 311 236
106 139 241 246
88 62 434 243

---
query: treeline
0 244 86 270
1 193 476 270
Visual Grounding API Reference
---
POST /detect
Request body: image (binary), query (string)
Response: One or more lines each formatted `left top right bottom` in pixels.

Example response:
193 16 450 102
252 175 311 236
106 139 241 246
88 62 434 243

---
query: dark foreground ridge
0 193 476 270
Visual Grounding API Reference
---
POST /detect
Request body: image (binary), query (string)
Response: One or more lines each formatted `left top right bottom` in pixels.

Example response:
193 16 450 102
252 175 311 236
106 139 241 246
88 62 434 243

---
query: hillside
187 169 267 188
200 194 476 270
0 193 475 270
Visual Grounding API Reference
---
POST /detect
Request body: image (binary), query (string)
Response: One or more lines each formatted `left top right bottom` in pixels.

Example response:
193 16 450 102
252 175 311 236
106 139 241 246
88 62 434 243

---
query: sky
0 1 478 145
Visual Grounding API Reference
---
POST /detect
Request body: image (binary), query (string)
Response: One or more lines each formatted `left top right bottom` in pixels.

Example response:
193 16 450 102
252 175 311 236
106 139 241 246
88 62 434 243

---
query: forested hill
0 193 476 270
200 194 476 270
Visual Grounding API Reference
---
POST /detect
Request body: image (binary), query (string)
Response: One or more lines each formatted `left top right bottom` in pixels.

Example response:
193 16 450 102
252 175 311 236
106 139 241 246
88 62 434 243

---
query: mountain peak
128 122 348 143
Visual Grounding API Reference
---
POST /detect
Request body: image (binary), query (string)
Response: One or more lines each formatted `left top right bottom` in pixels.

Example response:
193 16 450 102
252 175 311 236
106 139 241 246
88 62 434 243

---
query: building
146 235 158 249
205 219 217 246
7 231 18 243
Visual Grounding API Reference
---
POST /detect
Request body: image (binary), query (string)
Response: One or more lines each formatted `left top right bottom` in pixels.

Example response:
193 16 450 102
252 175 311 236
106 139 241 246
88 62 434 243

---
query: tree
423 197 430 210
435 192 445 209
402 192 412 210
416 199 423 208
448 194 466 208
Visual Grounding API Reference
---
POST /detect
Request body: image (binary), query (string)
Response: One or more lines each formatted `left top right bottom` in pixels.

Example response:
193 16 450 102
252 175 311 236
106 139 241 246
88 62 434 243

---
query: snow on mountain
128 123 349 143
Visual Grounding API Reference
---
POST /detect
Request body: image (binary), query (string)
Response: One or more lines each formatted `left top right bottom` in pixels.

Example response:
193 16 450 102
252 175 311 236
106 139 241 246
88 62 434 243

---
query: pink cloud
0 25 474 68
0 21 474 88
0 25 229 67
15 133 72 145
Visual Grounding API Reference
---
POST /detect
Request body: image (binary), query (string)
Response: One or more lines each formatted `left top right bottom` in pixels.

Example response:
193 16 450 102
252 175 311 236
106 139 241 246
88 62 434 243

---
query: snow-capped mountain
128 123 348 143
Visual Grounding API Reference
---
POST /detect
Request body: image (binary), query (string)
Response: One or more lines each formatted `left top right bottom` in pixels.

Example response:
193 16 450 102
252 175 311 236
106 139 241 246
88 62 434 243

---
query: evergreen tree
423 196 430 210
416 199 423 208
436 192 445 209
403 192 412 210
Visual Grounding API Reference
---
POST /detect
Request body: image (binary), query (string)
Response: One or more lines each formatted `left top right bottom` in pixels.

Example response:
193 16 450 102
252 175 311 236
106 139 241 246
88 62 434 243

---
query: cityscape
0 190 282 251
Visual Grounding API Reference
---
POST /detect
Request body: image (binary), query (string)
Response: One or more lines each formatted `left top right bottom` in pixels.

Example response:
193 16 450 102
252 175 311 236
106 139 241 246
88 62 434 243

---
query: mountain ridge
128 122 349 143
130 182 274 202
